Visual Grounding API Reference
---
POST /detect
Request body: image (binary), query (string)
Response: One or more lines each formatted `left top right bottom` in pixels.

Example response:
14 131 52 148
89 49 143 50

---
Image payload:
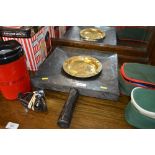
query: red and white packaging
2 26 54 71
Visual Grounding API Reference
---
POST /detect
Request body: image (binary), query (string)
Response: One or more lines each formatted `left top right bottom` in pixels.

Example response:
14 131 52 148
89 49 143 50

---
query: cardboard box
1 26 53 71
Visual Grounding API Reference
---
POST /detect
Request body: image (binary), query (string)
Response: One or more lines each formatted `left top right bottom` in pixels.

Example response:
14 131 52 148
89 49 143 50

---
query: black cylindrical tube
57 88 79 128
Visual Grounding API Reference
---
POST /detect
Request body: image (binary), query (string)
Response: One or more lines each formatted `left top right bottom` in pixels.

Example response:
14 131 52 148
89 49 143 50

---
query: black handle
57 88 79 128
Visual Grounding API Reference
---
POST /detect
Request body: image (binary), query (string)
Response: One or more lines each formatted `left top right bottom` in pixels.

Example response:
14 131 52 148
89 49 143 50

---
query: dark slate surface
61 26 117 45
32 46 119 101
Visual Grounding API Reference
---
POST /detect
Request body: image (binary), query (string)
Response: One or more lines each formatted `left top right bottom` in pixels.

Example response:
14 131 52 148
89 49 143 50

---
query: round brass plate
63 56 102 78
80 28 105 41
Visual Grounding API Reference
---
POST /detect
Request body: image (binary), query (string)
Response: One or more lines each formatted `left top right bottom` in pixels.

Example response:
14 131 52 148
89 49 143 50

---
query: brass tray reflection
80 28 105 41
63 56 102 78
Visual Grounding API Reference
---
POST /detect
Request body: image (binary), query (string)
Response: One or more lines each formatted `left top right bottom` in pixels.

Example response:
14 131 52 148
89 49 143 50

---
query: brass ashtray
63 56 102 78
80 28 105 41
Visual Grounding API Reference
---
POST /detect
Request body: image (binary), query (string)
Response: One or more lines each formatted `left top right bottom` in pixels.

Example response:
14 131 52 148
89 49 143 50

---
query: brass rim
63 56 102 78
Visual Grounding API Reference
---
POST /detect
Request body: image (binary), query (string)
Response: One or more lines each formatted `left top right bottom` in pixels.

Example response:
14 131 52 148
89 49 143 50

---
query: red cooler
0 40 31 100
